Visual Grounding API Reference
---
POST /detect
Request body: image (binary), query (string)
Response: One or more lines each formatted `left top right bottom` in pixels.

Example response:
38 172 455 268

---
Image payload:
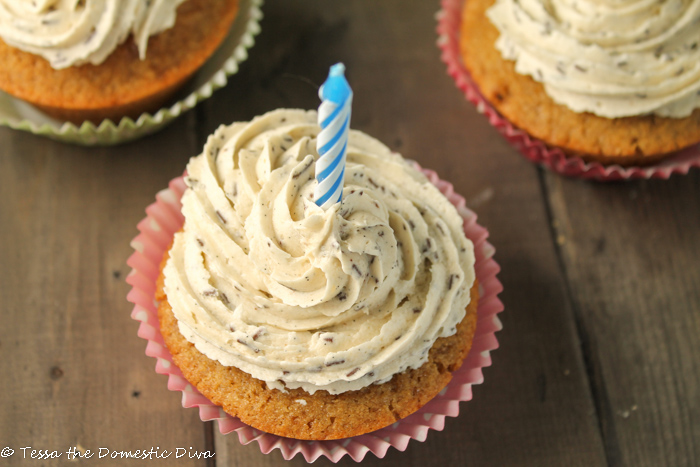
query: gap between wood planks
537 166 619 467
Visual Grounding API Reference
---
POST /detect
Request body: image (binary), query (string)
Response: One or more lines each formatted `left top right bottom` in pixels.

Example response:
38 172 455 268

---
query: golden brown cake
0 0 239 124
157 260 478 440
460 0 700 166
156 109 480 440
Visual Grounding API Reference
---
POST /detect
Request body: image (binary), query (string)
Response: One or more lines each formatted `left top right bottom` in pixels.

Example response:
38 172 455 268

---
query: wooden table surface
1 1 698 466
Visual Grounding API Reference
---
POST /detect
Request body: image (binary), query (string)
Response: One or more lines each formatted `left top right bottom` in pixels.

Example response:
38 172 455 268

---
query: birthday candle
315 63 352 210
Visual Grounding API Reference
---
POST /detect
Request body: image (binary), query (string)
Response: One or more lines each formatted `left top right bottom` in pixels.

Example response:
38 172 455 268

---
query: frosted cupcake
458 0 700 166
155 108 479 440
0 0 239 124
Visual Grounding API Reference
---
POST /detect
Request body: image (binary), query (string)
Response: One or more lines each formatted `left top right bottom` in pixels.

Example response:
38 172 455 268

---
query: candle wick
280 73 320 90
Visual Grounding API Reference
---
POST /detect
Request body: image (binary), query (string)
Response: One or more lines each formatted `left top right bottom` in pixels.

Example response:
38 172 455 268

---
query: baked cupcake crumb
460 0 700 165
157 257 479 440
0 0 239 124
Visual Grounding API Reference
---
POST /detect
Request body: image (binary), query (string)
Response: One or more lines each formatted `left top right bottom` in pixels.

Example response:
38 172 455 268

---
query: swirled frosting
487 0 700 118
0 0 186 69
163 109 476 395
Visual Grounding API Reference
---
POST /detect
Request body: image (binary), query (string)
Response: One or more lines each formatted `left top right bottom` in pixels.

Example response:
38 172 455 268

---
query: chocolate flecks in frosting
220 293 229 305
163 109 475 395
252 328 266 341
216 210 227 224
0 0 187 69
448 274 459 291
292 159 314 179
487 0 700 118
237 339 260 354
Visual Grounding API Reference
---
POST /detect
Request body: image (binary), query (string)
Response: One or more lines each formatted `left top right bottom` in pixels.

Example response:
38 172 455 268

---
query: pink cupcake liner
437 0 700 181
126 167 504 462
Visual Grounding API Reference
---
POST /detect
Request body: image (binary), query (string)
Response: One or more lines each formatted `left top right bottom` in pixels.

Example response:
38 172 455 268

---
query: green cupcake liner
0 0 263 146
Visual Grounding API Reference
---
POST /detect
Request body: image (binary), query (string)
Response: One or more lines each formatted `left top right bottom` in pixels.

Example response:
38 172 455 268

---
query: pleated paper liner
0 0 262 146
126 166 504 462
437 0 700 181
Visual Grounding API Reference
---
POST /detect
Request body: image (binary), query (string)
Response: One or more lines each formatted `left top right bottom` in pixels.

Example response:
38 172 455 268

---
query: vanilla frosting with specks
487 0 700 118
163 109 475 395
0 0 186 69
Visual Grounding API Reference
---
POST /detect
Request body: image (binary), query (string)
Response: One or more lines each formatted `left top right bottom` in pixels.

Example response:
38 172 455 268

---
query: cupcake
458 0 700 166
0 0 240 124
155 108 480 440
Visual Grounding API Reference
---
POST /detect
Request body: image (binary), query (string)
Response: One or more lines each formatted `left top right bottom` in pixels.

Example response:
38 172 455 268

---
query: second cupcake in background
459 0 700 166
0 0 240 124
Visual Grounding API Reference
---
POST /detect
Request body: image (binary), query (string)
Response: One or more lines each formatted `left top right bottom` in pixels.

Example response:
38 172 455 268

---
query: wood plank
12 0 699 465
543 170 700 467
0 116 212 466
205 0 607 465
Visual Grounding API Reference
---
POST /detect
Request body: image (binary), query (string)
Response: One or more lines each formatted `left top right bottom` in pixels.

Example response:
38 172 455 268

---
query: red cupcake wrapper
126 167 504 462
437 0 700 181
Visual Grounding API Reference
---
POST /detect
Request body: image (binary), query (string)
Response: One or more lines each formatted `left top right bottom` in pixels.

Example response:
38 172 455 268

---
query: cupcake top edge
486 0 700 118
163 108 477 395
0 0 187 69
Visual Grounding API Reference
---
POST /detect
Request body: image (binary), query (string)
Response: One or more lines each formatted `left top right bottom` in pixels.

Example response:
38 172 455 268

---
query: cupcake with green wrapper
0 0 262 145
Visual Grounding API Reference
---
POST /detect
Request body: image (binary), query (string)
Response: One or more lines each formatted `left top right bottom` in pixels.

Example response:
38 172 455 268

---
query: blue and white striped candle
315 63 352 210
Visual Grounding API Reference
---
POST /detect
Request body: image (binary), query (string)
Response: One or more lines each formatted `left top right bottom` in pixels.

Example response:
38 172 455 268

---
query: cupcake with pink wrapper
127 64 503 461
438 0 700 180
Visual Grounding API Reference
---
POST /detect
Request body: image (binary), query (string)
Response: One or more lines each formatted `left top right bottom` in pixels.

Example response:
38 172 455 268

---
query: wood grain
543 171 700 467
0 0 697 466
0 117 208 466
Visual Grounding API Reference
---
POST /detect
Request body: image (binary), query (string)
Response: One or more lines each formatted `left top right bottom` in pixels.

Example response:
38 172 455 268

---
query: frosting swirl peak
163 109 476 395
